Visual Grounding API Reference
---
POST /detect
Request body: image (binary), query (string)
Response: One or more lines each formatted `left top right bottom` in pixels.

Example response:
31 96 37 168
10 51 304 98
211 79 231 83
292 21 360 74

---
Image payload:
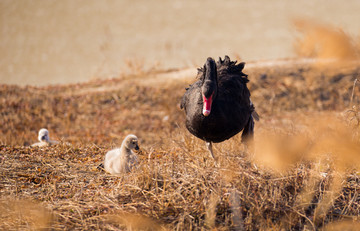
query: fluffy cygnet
31 128 59 147
104 134 140 174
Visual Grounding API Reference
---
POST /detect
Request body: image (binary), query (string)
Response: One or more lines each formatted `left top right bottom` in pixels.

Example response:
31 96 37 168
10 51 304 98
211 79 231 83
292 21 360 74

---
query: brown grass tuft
0 199 52 230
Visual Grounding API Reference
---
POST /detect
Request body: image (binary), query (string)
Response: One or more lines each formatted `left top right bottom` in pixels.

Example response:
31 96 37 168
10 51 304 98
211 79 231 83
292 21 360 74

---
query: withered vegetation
1 60 360 230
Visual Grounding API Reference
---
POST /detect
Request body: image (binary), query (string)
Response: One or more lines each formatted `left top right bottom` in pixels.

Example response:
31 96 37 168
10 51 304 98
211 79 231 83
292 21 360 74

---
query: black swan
180 56 258 159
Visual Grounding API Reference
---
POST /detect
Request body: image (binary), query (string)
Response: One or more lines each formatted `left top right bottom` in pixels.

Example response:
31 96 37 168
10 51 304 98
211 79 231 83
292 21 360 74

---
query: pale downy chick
104 134 140 174
31 128 59 147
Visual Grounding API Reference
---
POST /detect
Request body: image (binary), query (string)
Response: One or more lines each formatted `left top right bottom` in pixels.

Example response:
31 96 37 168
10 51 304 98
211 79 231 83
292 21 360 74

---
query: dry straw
2 33 360 229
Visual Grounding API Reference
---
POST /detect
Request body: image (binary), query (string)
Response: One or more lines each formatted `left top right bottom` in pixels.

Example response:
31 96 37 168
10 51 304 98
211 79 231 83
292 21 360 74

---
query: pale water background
1 0 360 86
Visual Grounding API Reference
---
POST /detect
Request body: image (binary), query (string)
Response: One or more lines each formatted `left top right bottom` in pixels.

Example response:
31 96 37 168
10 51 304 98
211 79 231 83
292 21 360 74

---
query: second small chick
31 128 59 147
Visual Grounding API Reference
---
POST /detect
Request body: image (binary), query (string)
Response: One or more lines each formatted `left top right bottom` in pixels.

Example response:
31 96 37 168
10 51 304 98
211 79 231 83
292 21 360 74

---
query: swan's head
201 57 217 116
124 134 140 151
38 128 50 142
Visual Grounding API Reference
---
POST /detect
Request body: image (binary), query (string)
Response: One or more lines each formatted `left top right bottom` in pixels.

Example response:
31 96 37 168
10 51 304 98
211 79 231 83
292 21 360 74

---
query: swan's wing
241 115 254 144
104 149 118 173
180 81 201 110
31 142 48 147
49 140 60 145
180 89 188 110
250 99 260 121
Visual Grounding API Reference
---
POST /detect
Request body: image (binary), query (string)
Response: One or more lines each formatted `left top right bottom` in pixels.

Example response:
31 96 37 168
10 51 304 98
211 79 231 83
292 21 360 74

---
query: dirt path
68 58 322 96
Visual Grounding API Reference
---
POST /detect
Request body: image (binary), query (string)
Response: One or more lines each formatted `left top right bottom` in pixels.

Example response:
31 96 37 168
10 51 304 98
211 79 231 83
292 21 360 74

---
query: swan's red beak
202 93 213 116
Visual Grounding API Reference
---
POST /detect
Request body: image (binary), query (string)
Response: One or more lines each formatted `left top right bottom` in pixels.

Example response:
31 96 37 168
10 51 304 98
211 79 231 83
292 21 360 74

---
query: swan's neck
121 142 132 157
201 59 217 116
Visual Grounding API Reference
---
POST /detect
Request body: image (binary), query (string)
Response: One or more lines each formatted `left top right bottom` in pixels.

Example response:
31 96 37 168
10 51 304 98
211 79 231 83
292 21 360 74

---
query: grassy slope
1 62 360 230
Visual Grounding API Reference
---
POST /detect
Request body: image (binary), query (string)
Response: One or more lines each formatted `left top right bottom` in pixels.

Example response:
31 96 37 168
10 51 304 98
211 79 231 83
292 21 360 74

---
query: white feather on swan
104 134 140 174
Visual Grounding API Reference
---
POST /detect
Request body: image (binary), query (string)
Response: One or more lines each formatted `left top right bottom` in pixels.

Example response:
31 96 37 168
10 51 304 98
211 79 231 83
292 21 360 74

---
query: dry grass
293 19 360 61
1 59 360 230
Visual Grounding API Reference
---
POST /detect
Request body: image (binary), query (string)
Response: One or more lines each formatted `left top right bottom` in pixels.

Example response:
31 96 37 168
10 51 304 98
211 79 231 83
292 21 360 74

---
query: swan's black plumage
180 56 256 157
